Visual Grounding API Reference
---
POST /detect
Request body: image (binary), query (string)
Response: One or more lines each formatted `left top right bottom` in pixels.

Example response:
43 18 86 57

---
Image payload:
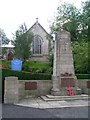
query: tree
13 23 33 61
49 1 89 73
77 1 90 73
72 41 88 73
0 28 10 57
80 0 90 41
50 3 81 41
0 28 9 45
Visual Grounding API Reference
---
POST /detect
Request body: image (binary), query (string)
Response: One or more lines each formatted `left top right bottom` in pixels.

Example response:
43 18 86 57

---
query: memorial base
51 88 61 96
51 75 82 96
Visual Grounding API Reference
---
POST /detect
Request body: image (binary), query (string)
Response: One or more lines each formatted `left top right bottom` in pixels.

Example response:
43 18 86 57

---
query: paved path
16 97 89 109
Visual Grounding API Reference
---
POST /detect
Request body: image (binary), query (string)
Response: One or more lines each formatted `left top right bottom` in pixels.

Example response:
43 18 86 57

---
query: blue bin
11 60 22 71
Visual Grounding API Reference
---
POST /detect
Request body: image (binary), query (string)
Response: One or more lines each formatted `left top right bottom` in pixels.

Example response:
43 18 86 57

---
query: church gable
28 19 48 38
27 19 50 62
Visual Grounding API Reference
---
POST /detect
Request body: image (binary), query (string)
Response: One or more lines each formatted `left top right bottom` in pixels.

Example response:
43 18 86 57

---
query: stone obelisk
51 31 79 96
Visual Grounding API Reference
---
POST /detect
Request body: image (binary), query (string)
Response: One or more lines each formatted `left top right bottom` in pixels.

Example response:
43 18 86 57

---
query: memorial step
41 94 89 101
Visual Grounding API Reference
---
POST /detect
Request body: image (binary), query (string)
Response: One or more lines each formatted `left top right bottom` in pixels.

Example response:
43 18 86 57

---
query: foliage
0 28 10 45
47 53 53 67
72 41 88 73
22 61 52 74
46 34 54 68
49 1 89 74
46 34 53 52
81 0 90 41
2 60 11 69
1 47 7 58
2 68 90 81
76 74 90 79
2 68 51 80
30 61 50 68
13 23 33 61
50 3 81 41
2 60 52 74
22 62 30 71
50 1 90 41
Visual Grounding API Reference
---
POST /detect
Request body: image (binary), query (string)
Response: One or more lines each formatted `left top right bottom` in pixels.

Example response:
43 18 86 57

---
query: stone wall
4 77 19 103
18 80 52 99
4 77 52 103
78 80 90 95
18 79 90 96
4 77 90 104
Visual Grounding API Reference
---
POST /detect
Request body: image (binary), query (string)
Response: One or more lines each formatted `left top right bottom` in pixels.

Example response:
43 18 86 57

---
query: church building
27 18 51 62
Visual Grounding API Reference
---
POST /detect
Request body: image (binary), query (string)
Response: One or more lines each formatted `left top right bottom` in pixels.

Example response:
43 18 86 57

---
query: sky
0 0 86 39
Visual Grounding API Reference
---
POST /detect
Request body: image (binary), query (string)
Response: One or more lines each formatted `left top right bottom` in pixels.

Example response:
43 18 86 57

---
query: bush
76 74 90 79
2 68 51 80
29 67 52 74
2 60 11 69
72 41 88 74
2 60 53 74
22 62 30 71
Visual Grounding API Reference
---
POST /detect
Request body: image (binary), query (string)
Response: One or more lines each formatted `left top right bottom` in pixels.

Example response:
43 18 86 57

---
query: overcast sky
0 0 86 39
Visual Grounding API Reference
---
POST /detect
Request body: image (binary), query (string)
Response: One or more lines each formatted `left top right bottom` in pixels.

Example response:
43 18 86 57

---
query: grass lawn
23 61 52 73
30 61 51 68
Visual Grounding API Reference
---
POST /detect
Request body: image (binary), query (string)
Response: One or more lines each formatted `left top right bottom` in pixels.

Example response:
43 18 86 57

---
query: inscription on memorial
61 78 76 87
25 82 37 90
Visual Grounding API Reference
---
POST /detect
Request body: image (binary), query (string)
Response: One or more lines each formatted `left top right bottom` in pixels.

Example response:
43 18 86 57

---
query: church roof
27 18 49 35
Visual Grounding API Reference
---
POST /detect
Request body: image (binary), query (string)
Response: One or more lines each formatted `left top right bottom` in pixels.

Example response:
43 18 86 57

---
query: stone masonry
4 77 19 103
51 31 80 96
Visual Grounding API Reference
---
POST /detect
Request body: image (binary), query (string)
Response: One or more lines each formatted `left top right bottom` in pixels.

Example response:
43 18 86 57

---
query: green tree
0 28 10 57
72 41 88 73
81 1 90 73
0 28 9 45
13 23 33 61
80 0 90 41
50 3 81 41
49 1 89 74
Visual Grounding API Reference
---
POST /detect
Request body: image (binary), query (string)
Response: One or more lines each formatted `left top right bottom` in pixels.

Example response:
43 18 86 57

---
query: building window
32 35 43 54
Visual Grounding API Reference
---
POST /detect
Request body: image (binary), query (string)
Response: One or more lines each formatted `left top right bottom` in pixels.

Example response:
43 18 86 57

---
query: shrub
76 74 90 79
29 67 52 74
2 68 51 80
2 60 11 69
22 62 30 71
1 60 53 74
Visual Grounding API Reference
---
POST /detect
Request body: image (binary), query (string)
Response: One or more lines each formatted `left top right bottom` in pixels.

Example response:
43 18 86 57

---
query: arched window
32 35 43 54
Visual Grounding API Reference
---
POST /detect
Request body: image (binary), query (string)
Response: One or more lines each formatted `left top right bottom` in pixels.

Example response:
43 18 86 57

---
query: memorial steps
40 94 89 101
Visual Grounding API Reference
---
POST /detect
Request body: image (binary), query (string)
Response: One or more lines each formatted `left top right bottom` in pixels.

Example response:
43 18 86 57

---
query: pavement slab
15 97 89 109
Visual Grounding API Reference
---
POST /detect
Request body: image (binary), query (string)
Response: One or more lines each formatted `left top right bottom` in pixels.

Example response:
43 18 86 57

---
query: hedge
76 74 90 79
1 68 90 81
2 68 51 80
